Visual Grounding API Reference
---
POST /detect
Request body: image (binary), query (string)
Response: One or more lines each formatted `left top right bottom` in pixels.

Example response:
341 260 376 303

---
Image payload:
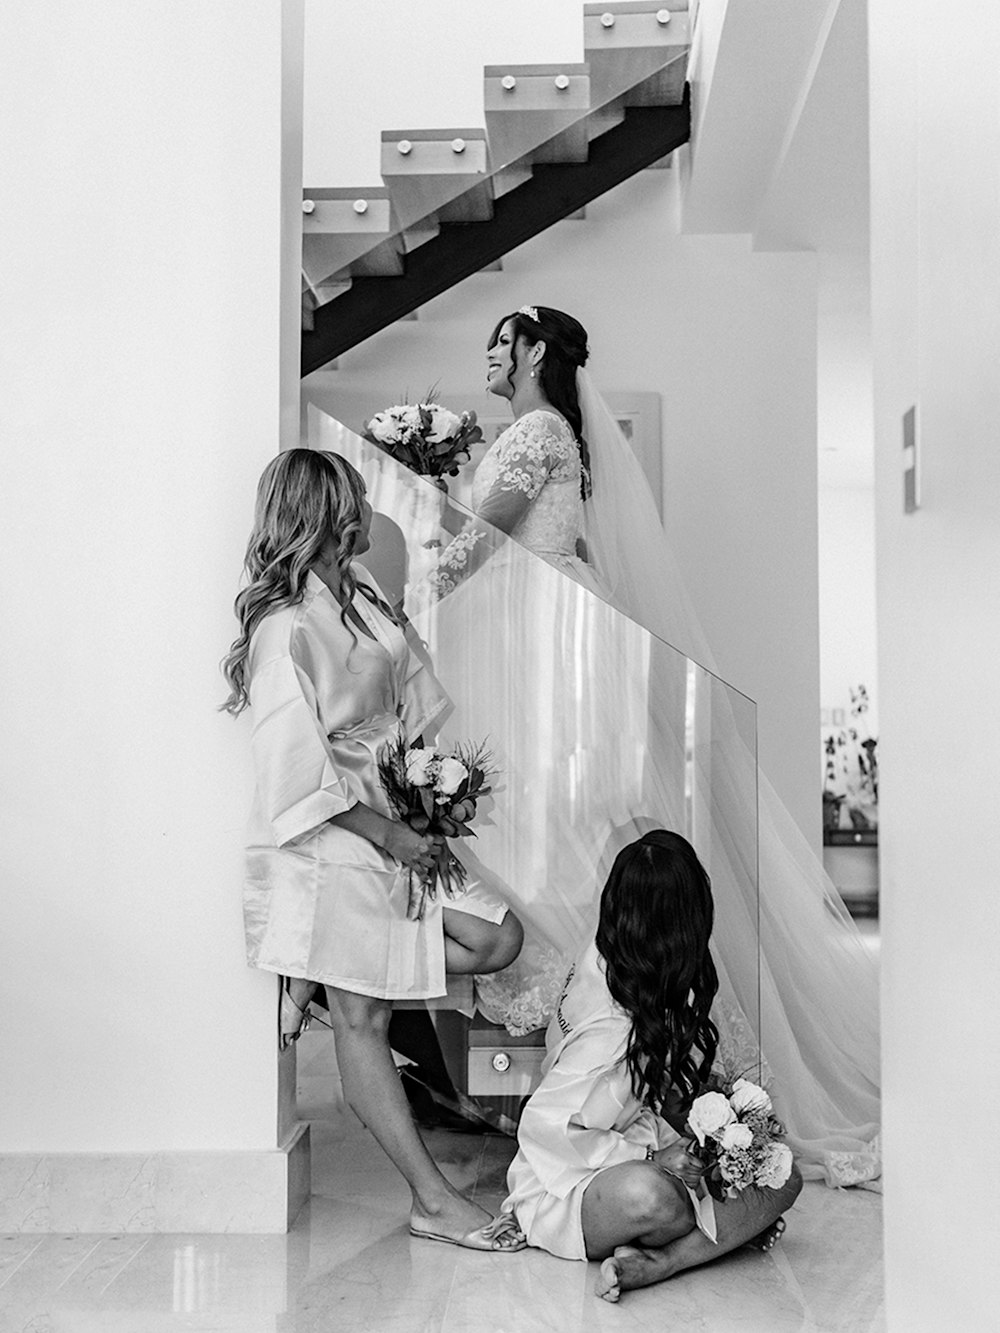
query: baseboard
0 1122 311 1234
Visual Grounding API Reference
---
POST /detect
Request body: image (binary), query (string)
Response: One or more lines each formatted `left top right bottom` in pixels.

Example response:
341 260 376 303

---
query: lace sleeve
427 520 492 599
475 412 561 532
424 413 560 597
428 414 562 597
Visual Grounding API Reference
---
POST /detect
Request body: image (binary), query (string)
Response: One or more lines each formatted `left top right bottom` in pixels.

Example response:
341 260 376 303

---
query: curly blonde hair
220 449 367 714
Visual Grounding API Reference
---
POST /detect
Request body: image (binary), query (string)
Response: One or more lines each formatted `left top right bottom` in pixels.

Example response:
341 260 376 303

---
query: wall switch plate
903 405 919 512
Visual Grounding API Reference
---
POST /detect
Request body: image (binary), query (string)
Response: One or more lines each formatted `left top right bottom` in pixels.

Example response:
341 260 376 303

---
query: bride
429 306 605 601
313 304 880 1189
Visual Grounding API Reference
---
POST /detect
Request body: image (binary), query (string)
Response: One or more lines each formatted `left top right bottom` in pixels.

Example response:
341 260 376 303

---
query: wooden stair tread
302 95 690 373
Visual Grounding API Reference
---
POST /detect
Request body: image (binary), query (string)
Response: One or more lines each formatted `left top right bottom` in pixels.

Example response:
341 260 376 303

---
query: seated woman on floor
503 830 803 1301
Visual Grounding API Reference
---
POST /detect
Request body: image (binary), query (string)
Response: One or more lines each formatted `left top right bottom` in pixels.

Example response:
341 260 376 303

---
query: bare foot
745 1216 786 1252
595 1244 675 1301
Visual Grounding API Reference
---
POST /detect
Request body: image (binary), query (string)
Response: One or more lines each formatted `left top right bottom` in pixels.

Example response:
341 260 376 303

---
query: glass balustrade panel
307 408 761 1073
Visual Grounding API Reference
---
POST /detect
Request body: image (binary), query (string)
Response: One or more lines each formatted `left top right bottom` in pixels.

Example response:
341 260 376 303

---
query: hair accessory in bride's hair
518 305 539 322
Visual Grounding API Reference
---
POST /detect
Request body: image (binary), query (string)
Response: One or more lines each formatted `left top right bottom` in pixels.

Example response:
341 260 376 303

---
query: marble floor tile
0 1158 51 1232
0 1235 47 1288
0 1038 884 1333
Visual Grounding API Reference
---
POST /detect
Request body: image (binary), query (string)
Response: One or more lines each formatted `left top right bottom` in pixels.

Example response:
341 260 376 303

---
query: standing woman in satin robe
222 448 524 1250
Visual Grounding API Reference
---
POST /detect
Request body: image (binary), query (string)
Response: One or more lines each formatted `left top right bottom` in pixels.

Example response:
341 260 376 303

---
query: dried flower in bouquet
361 399 483 483
686 1077 793 1201
377 738 495 920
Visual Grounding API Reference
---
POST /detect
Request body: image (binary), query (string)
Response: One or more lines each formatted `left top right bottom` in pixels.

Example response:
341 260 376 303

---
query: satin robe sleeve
247 631 361 849
399 620 452 741
354 571 452 743
514 1015 677 1199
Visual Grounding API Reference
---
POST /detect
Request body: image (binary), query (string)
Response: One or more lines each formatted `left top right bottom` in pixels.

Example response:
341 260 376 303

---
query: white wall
818 487 877 726
688 0 879 842
817 262 877 731
683 0 850 235
303 0 583 186
304 169 822 847
869 1 1000 1326
0 1 302 1152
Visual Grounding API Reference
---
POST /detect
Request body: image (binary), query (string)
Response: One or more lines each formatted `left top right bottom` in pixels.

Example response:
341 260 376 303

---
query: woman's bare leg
442 907 523 974
582 1161 696 1259
293 905 521 1043
593 1165 804 1302
323 984 522 1245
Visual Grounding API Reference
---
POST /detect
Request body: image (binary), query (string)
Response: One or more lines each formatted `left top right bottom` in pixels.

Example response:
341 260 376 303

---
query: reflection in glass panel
309 407 759 1074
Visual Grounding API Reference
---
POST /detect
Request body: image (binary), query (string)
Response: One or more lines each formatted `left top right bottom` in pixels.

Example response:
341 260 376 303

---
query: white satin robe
242 568 506 999
504 941 715 1260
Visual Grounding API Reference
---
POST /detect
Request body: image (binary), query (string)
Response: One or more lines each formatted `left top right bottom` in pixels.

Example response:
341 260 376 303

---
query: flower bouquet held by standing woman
362 400 483 485
378 737 495 920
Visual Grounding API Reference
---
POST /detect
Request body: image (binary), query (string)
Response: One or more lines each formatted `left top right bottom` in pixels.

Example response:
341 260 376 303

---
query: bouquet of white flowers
361 400 483 483
686 1078 793 1200
377 737 494 920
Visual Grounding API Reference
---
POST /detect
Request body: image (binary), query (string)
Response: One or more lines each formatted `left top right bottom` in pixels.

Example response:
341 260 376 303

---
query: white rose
687 1091 736 1145
730 1078 772 1116
426 405 461 443
720 1122 754 1152
757 1142 793 1190
368 412 398 443
405 747 438 787
436 756 468 796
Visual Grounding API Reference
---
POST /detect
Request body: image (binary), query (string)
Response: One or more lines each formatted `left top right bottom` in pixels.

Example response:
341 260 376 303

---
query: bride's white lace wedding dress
432 408 605 598
308 397 881 1189
434 409 772 1091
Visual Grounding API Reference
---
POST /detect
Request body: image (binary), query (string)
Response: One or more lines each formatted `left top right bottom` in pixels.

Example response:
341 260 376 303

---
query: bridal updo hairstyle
595 830 720 1117
221 449 368 715
488 306 592 496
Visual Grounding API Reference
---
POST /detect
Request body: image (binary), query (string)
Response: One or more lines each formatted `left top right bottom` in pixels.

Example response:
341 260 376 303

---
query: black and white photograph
1 2 997 1330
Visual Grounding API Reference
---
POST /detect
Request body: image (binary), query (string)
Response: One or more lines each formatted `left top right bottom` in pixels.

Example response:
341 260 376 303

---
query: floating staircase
301 1 692 375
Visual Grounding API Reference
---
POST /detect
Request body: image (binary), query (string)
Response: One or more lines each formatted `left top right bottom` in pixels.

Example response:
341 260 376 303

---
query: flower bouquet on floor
377 737 495 920
686 1077 793 1201
361 399 484 486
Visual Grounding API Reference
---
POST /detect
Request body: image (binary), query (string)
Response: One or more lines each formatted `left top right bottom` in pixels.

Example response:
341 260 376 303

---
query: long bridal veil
308 393 880 1188
576 372 880 1185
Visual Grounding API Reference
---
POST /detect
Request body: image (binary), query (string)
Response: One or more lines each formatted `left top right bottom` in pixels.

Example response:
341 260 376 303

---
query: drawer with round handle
467 1043 546 1096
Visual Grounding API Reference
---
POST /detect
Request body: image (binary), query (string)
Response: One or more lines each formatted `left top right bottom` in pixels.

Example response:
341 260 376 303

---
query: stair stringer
301 93 690 374
300 2 692 337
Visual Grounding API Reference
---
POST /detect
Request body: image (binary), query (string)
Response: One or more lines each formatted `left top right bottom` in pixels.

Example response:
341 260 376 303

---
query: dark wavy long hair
488 306 592 496
595 830 719 1116
220 449 367 715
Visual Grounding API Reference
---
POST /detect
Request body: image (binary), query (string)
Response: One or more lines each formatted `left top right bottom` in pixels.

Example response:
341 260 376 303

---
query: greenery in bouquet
685 1077 793 1201
377 737 495 920
361 399 484 483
